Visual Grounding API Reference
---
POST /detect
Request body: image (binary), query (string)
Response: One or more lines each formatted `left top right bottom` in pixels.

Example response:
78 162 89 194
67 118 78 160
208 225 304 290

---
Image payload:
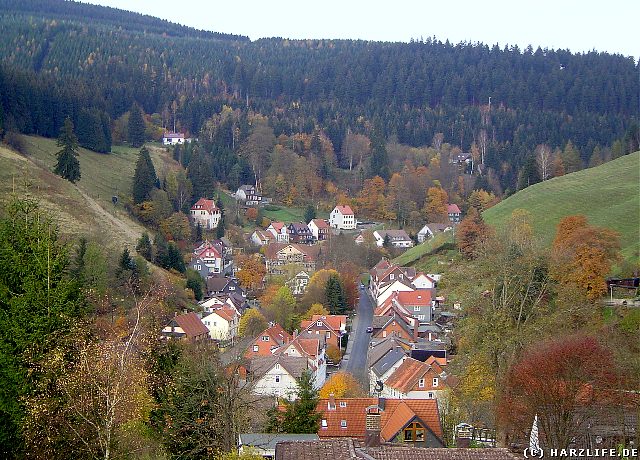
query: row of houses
366 259 456 408
252 219 331 246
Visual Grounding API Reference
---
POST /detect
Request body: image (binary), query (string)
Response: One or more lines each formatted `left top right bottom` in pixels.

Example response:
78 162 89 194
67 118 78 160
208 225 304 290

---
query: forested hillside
0 0 638 193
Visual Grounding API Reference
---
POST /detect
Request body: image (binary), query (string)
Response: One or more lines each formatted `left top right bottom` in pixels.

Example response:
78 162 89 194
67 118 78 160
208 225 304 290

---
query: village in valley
159 176 488 453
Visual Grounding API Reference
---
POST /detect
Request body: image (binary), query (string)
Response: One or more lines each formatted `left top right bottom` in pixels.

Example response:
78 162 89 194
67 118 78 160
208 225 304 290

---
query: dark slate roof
275 438 358 460
367 336 411 367
372 315 392 329
206 276 230 292
250 355 309 379
238 433 319 450
371 348 406 377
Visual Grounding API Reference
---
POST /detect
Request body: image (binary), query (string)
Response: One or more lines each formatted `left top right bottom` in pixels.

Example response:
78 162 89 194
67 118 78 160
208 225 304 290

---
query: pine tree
325 274 347 314
136 232 153 261
195 222 203 242
54 117 81 183
216 197 225 239
369 129 390 181
304 204 316 223
266 371 321 433
127 103 146 148
154 233 169 268
167 242 186 273
132 147 158 204
186 269 204 301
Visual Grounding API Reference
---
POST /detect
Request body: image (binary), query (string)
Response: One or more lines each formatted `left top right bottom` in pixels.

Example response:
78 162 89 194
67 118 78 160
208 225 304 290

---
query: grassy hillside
392 232 454 266
483 152 640 263
0 136 177 249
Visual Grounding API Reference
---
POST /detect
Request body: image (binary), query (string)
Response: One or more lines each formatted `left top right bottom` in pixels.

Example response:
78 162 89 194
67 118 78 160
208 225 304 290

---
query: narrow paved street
343 286 374 388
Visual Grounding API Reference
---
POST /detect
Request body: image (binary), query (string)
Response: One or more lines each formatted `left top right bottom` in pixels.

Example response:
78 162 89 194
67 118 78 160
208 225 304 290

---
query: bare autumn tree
499 335 623 450
535 144 553 181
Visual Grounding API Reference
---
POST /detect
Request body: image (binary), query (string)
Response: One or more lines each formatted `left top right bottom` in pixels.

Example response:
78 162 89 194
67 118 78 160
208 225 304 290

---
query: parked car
365 326 373 333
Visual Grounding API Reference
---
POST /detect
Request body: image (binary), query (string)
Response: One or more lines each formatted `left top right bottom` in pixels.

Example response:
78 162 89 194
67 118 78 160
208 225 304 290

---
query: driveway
343 286 374 388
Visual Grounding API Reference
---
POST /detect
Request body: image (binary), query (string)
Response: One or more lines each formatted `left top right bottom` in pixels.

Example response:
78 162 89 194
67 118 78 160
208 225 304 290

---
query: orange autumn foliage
319 371 365 398
551 215 620 301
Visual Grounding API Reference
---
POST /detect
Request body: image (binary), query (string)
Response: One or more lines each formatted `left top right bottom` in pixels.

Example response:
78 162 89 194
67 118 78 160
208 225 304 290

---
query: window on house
340 420 347 428
262 336 270 341
418 378 425 388
414 306 420 312
326 332 331 339
275 364 280 369
275 375 280 383
390 274 395 280
433 377 439 387
321 419 327 428
382 331 387 338
418 315 425 321
428 392 434 399
317 320 322 326
339 401 347 408
403 422 425 442
253 345 259 352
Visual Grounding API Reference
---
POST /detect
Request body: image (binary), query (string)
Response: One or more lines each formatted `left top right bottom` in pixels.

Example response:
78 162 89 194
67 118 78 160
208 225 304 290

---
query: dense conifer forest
0 0 638 191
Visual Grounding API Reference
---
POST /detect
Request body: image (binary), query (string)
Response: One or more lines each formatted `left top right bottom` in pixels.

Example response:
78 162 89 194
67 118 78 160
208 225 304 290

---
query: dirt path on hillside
74 187 142 246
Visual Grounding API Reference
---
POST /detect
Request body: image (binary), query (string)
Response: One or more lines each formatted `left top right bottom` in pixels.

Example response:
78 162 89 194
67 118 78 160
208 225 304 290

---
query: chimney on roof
456 426 472 448
328 394 336 410
364 409 382 447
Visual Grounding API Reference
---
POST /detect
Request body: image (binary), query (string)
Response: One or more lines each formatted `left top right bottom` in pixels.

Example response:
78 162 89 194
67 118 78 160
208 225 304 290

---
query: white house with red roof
162 132 187 145
191 240 223 276
447 204 462 224
329 205 356 230
190 198 221 230
202 306 239 342
266 221 289 243
308 219 330 241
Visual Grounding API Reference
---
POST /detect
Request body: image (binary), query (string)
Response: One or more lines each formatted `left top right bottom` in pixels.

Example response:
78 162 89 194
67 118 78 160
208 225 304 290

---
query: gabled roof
261 324 292 346
289 222 311 233
419 223 453 234
206 306 237 322
384 357 435 394
206 276 233 292
333 204 354 215
374 229 412 241
191 198 219 214
374 313 414 339
395 290 432 306
303 315 347 333
250 354 309 379
371 348 406 377
278 333 323 359
263 243 320 261
252 229 273 242
239 184 257 192
173 312 209 338
163 132 185 139
310 218 330 229
380 401 419 441
367 335 412 368
447 204 461 214
268 221 286 232
316 397 442 441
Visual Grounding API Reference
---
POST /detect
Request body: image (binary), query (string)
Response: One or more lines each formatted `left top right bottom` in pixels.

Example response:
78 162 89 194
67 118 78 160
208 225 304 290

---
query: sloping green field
483 152 640 263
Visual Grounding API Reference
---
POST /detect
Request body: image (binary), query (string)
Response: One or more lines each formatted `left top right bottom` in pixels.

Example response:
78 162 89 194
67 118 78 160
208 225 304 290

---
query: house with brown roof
202 306 239 342
161 312 210 342
330 205 356 230
287 222 314 244
382 357 447 401
316 397 444 447
264 243 320 276
244 324 292 358
300 315 348 349
377 290 434 324
373 229 414 248
372 314 416 342
308 218 330 241
250 354 311 398
190 198 221 230
275 333 327 388
251 228 273 246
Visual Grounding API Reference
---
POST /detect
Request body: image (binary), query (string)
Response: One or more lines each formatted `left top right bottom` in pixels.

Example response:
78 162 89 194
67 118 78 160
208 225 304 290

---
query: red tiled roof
447 204 461 214
174 312 209 338
384 358 434 394
334 204 354 215
163 132 185 139
269 221 285 232
309 315 347 332
212 306 237 322
191 198 219 214
395 290 432 306
311 218 330 229
316 397 442 441
263 243 320 261
381 401 417 441
265 324 292 346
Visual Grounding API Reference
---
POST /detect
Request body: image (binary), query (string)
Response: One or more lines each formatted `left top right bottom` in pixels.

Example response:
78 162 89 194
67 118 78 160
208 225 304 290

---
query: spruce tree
54 117 81 183
266 371 321 433
215 197 225 239
325 274 347 314
167 242 185 273
127 103 146 148
369 129 390 181
304 204 316 223
136 232 153 261
132 147 157 204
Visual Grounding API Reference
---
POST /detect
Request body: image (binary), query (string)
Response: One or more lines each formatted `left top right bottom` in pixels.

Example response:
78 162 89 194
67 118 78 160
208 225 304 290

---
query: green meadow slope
483 152 640 264
0 136 177 249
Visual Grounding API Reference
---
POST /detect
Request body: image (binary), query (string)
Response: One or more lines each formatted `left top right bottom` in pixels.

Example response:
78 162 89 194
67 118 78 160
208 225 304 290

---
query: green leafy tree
54 117 81 183
127 103 146 148
264 286 297 332
266 371 321 433
132 147 158 204
0 199 86 455
238 309 268 338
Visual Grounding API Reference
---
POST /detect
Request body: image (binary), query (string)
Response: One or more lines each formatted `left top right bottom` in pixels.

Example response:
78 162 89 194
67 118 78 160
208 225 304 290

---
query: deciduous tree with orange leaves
456 207 489 259
551 215 620 301
236 255 266 291
423 186 449 223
